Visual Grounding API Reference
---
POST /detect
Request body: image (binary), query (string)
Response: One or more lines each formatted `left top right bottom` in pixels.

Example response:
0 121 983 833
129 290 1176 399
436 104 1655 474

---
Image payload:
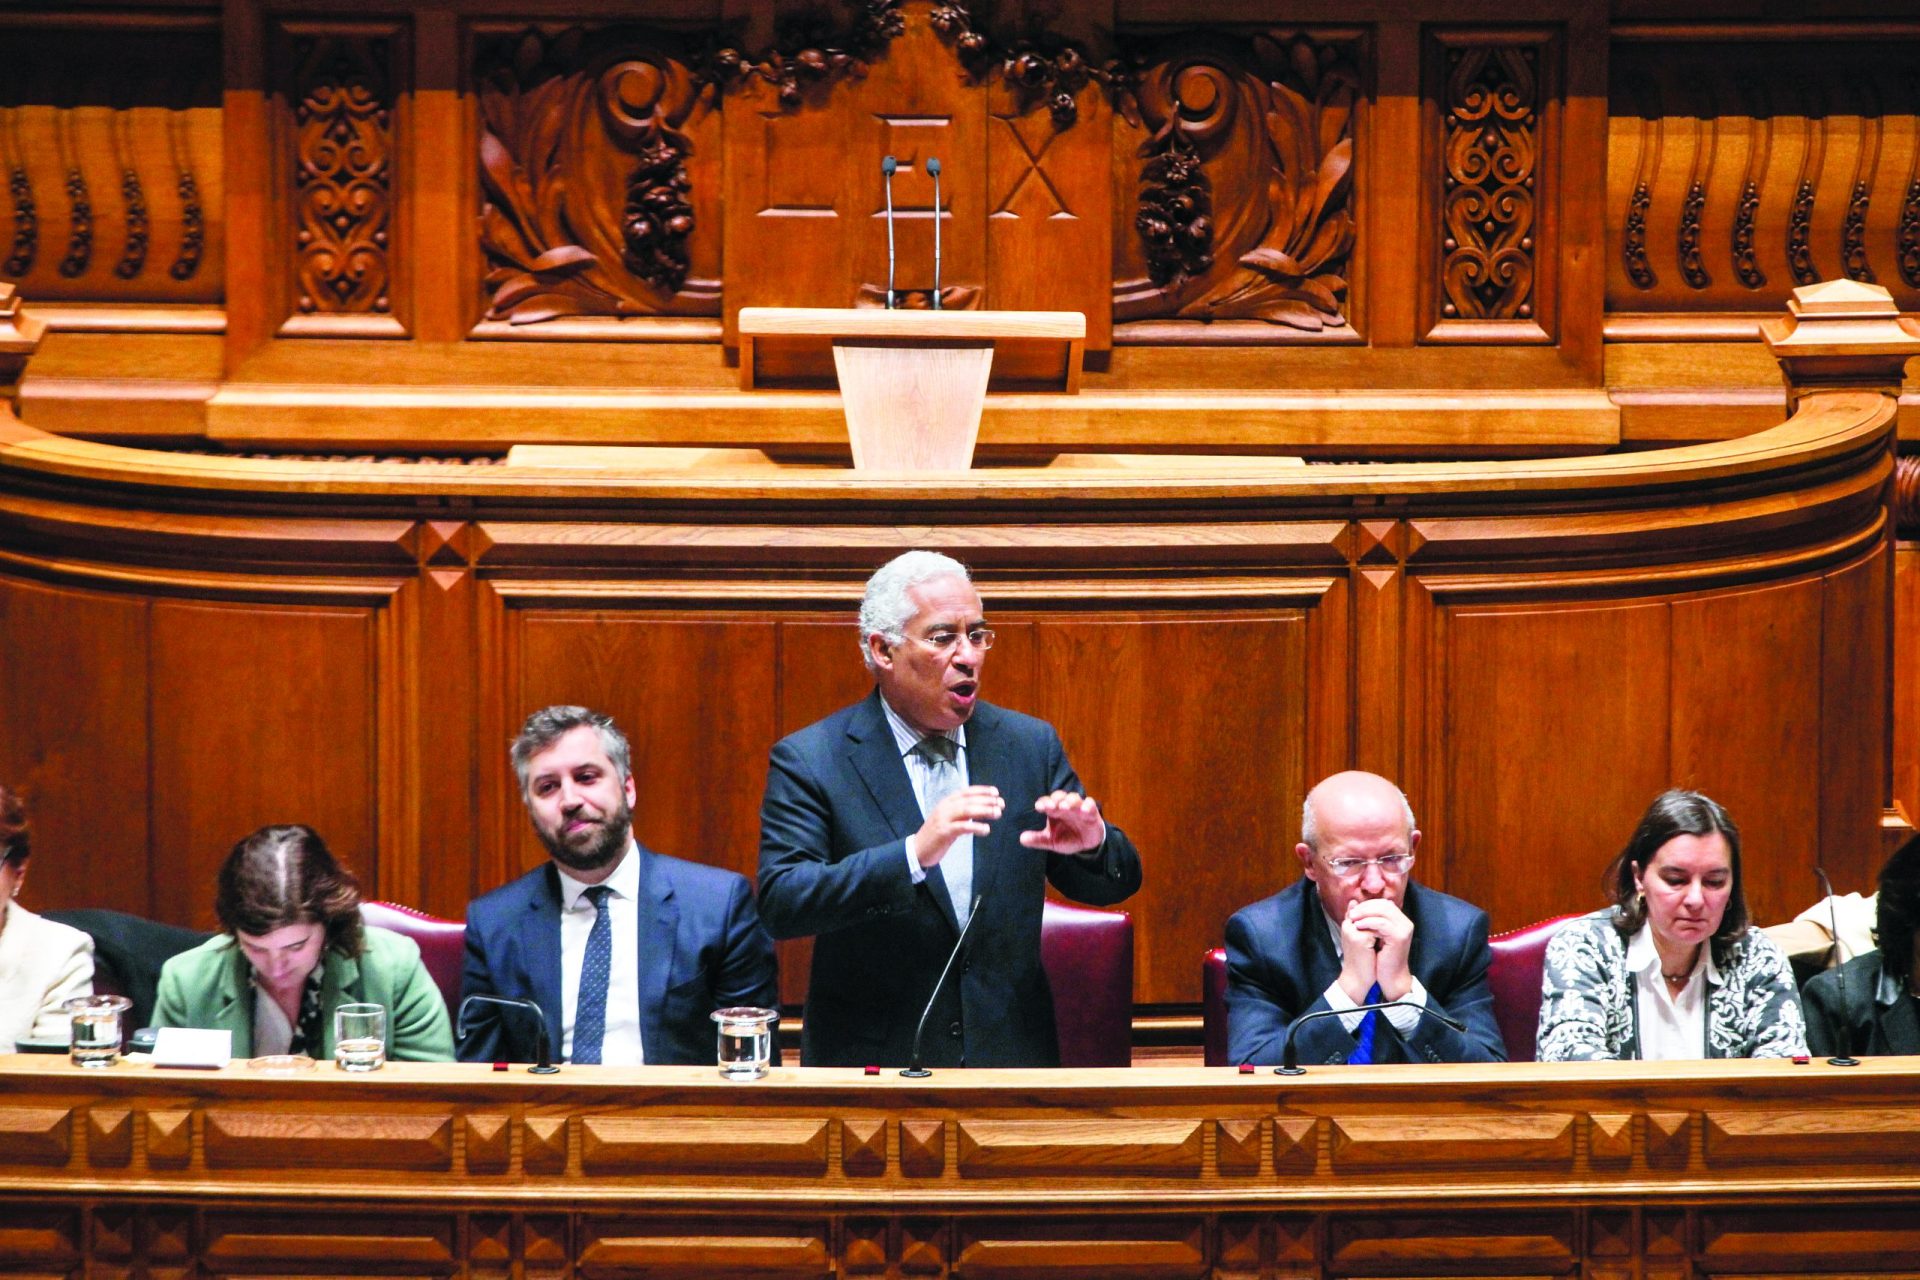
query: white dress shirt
880 696 973 922
1319 907 1430 1040
557 842 645 1065
1627 922 1718 1061
0 904 93 1045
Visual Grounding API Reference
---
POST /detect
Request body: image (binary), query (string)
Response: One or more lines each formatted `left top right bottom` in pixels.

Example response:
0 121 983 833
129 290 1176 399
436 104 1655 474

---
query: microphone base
528 1064 561 1074
1828 1056 1861 1067
1273 1065 1307 1075
897 1066 933 1078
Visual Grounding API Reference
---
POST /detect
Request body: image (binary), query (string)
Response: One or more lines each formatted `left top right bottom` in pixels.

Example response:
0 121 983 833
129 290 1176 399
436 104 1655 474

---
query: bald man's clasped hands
1225 770 1507 1067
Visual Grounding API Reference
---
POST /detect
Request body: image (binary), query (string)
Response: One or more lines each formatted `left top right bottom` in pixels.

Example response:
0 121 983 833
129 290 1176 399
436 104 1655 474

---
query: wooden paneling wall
0 372 1898 1009
8 1 1918 450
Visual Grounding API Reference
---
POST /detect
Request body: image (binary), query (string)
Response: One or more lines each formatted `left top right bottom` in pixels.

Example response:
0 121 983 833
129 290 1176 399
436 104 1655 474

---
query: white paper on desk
150 1027 233 1068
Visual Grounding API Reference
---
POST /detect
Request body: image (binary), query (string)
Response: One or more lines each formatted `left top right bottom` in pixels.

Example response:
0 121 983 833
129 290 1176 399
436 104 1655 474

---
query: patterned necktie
913 735 971 930
1348 981 1384 1065
571 884 613 1065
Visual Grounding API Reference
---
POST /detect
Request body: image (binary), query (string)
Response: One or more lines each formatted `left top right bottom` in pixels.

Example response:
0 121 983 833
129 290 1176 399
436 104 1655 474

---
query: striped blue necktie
1348 981 1383 1064
571 884 613 1064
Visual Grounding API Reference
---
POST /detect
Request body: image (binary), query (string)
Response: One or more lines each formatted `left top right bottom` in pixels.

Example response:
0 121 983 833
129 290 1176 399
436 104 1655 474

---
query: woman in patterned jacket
1537 789 1806 1061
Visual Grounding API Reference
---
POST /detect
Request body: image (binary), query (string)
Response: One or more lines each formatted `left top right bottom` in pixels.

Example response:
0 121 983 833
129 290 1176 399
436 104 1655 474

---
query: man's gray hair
1300 778 1417 851
857 550 972 670
510 705 631 792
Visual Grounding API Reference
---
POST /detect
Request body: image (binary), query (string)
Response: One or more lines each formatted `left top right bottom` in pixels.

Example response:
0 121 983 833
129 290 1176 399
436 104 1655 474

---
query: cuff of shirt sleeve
1321 979 1366 1036
905 837 927 884
1382 976 1428 1037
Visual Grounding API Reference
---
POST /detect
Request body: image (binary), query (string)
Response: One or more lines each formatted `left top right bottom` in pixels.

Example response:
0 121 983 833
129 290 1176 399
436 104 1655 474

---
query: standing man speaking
758 551 1142 1068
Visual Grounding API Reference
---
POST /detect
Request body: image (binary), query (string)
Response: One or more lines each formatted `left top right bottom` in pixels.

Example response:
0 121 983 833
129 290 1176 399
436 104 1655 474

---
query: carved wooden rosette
1607 40 1920 314
1430 32 1551 339
1113 29 1361 337
284 29 398 323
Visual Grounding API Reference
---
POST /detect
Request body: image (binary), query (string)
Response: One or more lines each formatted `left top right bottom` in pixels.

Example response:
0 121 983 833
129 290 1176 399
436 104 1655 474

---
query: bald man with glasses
1225 770 1505 1066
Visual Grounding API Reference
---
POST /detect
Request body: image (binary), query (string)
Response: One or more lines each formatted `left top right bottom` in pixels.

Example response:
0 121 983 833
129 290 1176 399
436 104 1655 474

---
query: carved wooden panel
273 21 406 335
579 1116 831 1175
473 23 724 325
203 1108 456 1171
1424 29 1559 342
1112 28 1363 340
955 1118 1204 1177
0 19 221 303
1609 39 1920 316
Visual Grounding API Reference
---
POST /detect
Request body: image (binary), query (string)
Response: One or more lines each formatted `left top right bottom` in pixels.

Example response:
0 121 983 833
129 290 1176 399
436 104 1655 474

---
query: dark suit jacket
457 843 779 1066
1804 950 1920 1057
757 691 1142 1068
1225 877 1506 1066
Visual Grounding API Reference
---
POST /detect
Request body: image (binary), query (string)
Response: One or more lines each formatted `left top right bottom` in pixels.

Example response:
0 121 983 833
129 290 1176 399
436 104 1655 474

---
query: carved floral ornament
1439 45 1537 323
477 8 1357 332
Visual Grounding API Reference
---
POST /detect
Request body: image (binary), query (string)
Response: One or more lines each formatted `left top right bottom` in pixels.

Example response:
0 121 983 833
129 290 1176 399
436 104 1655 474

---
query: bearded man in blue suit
459 706 778 1065
757 551 1143 1069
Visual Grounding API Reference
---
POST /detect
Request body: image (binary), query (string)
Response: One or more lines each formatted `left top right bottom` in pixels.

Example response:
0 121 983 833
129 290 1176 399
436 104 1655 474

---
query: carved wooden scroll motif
0 21 221 303
475 24 726 326
1428 30 1553 341
1608 40 1920 314
1113 29 1360 340
278 24 403 334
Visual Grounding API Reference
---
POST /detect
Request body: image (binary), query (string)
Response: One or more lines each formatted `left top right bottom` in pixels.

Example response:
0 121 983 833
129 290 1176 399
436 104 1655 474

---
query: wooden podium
737 307 1085 471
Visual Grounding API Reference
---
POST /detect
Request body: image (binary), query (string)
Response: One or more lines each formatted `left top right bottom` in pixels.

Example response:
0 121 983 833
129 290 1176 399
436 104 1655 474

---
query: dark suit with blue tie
1225 877 1505 1066
457 842 779 1065
757 690 1142 1068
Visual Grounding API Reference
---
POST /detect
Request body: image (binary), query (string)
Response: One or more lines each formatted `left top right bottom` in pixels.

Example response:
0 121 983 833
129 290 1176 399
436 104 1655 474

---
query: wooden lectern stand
737 307 1084 471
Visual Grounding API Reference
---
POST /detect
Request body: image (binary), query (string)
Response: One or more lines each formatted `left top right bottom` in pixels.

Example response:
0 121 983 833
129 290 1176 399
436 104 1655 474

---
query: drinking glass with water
333 1002 387 1071
63 994 132 1068
710 1006 777 1080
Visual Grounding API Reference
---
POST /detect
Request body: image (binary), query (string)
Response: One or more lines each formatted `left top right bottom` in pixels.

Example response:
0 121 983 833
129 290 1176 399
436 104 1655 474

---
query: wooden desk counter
4 1055 1919 1277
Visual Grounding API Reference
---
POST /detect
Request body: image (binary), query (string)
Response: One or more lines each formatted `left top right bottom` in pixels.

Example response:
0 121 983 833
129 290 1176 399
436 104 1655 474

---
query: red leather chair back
1488 914 1577 1062
360 901 466 1016
1202 947 1229 1066
1039 900 1134 1067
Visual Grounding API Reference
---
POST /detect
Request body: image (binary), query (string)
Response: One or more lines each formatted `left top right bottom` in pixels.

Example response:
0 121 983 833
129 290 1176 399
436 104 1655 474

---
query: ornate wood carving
955 1118 1205 1176
1 111 35 278
477 26 712 323
930 2 1104 128
203 1108 455 1170
86 1108 132 1167
1438 43 1539 323
1114 30 1359 332
288 32 395 315
1609 43 1920 312
578 1116 831 1174
58 128 92 280
0 1106 72 1165
110 114 149 281
168 110 205 282
842 1118 887 1175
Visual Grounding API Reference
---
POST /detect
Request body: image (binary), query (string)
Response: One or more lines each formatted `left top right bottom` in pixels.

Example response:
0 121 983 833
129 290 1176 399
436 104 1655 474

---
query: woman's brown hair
215 825 363 957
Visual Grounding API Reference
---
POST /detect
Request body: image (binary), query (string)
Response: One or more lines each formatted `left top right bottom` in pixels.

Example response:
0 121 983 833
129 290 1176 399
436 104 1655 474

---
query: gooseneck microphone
1812 865 1860 1066
924 156 943 309
1273 999 1467 1074
882 155 899 309
457 993 562 1074
901 891 985 1077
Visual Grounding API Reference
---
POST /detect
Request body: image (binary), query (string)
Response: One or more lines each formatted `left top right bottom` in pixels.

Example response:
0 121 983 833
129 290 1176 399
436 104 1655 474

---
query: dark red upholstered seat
360 900 466 1016
1488 914 1577 1062
1040 899 1134 1067
1202 947 1229 1066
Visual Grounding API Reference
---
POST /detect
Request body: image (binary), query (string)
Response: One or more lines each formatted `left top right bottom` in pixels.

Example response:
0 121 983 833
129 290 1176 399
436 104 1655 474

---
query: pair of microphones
881 154 943 310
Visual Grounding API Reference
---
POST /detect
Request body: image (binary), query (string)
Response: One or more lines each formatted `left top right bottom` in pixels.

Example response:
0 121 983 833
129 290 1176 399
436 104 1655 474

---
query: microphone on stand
1272 999 1467 1074
901 892 985 1077
1812 865 1860 1066
924 156 943 309
882 155 899 309
457 993 561 1074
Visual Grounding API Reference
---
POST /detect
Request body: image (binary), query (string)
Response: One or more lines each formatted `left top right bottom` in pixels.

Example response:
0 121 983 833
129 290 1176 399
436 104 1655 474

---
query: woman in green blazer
153 825 452 1061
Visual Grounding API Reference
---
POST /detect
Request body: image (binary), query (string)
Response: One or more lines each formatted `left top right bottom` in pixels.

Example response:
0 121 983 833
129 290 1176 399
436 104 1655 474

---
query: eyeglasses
1320 853 1416 879
906 627 995 653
